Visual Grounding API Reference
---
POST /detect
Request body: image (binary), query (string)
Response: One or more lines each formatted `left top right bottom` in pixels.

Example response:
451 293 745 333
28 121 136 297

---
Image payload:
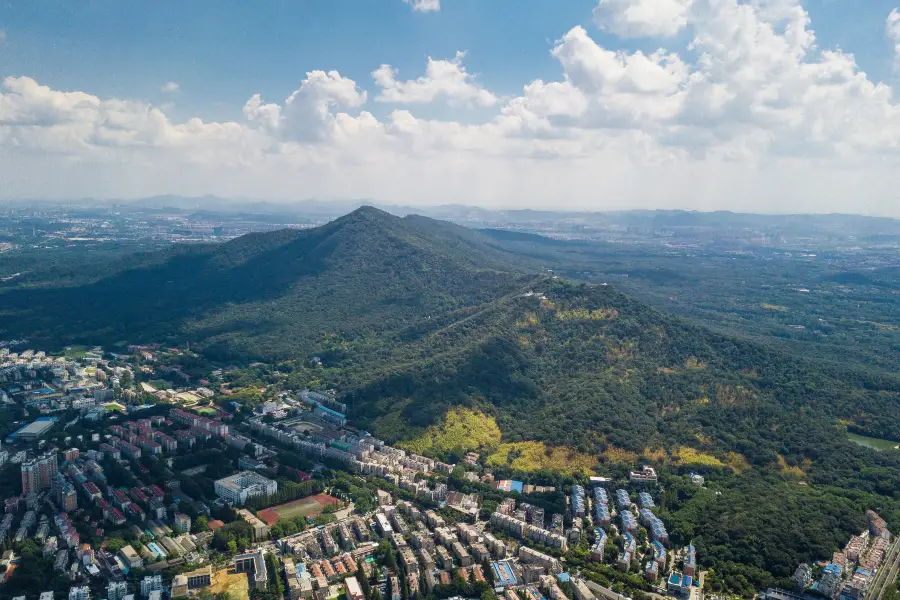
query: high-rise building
21 451 58 495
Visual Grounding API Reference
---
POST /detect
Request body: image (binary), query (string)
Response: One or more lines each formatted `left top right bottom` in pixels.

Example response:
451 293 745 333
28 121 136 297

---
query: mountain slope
0 206 529 358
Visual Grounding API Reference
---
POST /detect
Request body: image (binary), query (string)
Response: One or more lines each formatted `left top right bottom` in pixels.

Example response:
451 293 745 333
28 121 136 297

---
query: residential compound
247 407 454 503
793 510 893 600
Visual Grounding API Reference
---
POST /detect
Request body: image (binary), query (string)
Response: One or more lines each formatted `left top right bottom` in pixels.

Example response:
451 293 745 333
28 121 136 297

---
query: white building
140 575 163 598
107 581 128 600
214 471 278 505
68 587 90 600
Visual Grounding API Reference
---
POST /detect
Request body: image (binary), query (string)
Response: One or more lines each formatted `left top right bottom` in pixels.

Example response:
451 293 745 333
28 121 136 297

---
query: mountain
4 206 900 586
0 207 531 358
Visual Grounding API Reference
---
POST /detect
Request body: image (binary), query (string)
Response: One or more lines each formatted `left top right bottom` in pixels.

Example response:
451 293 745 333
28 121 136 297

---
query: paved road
866 537 900 600
584 578 668 600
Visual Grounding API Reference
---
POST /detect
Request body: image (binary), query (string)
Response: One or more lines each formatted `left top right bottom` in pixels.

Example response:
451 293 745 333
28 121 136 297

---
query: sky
2 0 900 215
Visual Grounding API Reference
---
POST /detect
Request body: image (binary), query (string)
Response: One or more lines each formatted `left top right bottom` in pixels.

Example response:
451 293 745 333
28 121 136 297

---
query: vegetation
400 407 502 457
485 441 596 476
4 207 900 592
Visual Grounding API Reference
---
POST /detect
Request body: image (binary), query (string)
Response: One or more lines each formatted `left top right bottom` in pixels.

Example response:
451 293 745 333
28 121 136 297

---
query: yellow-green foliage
486 441 595 476
555 308 619 321
726 451 751 473
761 303 788 312
400 408 502 456
603 446 639 464
776 454 807 478
675 446 726 467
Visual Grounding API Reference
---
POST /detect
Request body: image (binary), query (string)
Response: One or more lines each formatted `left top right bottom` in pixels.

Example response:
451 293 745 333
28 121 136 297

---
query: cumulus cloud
4 0 900 215
373 51 499 107
161 81 180 93
888 9 900 67
593 0 693 38
403 0 440 13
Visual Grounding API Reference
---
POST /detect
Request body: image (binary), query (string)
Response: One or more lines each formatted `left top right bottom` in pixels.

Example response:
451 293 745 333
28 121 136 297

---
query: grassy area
104 402 126 412
400 407 502 456
62 345 89 359
486 441 596 476
848 432 900 451
193 407 217 417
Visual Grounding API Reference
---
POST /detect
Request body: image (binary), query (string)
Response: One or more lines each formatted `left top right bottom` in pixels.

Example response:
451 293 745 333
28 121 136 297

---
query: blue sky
3 0 900 215
3 0 897 122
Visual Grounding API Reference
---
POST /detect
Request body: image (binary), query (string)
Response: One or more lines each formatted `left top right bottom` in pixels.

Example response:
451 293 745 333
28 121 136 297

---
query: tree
226 540 238 555
358 560 372 599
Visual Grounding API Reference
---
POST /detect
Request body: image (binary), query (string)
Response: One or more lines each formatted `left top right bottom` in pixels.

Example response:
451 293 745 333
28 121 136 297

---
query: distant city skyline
3 0 900 215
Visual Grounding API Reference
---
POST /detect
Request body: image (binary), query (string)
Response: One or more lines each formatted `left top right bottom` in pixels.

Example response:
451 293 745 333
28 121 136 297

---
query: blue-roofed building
590 529 607 562
618 550 632 571
571 485 586 517
684 544 697 577
593 487 608 506
651 541 666 570
667 572 691 597
594 503 610 528
623 532 636 555
491 560 518 587
616 489 631 510
638 492 655 509
651 521 668 543
314 404 346 426
620 511 637 533
645 560 659 582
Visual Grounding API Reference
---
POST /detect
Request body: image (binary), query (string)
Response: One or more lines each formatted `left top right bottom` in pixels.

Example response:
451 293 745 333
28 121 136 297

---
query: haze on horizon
3 0 900 216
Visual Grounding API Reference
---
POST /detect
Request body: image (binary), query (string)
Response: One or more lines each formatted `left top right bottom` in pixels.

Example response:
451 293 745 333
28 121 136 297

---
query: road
584 578 668 600
866 537 900 600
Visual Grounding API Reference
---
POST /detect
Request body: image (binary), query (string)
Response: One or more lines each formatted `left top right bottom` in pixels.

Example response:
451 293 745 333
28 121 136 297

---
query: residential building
141 575 163 598
345 577 364 600
173 512 191 533
21 451 58 494
68 587 90 600
629 465 658 483
107 581 128 600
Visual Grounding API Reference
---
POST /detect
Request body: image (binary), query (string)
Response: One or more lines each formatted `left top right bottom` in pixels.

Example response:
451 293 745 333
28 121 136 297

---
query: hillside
0 206 529 359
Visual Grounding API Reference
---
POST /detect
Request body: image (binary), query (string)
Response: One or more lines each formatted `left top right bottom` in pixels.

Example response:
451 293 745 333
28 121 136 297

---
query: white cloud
888 9 900 68
373 51 499 107
403 0 440 13
0 30 6 43
4 0 900 215
161 81 180 93
593 0 693 38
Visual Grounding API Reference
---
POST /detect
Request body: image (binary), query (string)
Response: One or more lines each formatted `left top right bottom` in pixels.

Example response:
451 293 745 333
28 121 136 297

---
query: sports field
257 494 341 525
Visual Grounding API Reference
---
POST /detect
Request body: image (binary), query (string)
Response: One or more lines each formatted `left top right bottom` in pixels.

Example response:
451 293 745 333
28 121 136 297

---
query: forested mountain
5 206 900 586
0 206 529 358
